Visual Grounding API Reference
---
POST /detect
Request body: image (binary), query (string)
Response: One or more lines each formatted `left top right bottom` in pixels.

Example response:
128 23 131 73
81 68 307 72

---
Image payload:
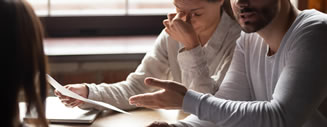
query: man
129 0 327 126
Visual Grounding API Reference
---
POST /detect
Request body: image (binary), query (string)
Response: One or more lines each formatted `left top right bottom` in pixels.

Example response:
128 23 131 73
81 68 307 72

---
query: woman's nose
181 13 191 22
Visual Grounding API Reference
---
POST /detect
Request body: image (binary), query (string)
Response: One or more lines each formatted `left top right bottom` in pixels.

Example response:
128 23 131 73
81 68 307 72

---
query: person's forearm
78 79 149 110
183 90 286 127
80 30 173 110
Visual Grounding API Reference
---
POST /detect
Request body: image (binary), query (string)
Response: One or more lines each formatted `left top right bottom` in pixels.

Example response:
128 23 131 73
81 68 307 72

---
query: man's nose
236 0 249 8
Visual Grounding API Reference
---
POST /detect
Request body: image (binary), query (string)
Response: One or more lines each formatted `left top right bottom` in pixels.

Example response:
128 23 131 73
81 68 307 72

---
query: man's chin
242 30 257 33
240 23 264 33
239 19 272 33
241 26 257 33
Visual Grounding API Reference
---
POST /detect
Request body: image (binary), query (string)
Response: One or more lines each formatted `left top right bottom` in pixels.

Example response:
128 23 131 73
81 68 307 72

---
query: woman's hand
129 77 187 109
163 12 200 50
54 84 89 107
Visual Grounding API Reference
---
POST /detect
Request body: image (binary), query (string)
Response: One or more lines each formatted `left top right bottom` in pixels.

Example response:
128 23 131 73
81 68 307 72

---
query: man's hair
0 0 48 126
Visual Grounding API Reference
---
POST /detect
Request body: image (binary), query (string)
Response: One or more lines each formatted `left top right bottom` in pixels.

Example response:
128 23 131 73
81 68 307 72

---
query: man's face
230 0 279 33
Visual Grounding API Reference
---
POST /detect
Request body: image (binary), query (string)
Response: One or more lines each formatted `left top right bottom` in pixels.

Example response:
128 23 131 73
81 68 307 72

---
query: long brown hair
207 0 235 19
1 0 48 126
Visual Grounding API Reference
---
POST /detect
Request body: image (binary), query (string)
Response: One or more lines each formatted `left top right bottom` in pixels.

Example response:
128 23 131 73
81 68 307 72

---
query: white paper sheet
47 74 130 114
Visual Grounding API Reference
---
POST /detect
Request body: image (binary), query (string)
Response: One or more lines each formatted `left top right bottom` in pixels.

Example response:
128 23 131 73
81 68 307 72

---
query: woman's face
174 0 223 34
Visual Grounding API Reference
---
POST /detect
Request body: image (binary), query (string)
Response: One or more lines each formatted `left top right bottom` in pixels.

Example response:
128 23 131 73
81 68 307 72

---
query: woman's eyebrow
174 3 204 12
190 7 204 12
175 7 205 12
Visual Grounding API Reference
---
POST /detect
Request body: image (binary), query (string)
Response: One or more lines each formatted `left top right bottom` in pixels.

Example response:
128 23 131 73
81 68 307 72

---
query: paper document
47 74 130 114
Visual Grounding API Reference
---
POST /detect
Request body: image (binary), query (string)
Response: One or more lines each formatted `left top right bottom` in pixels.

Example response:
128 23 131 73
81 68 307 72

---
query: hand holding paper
47 75 130 114
54 84 88 107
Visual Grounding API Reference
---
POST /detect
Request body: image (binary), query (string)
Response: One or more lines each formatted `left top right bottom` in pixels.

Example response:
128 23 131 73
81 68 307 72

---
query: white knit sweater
78 11 241 111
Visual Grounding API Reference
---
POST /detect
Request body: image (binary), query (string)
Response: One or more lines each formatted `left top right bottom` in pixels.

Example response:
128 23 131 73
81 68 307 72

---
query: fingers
54 85 85 107
164 12 192 36
54 89 61 97
165 12 186 29
164 13 177 30
167 13 176 22
67 99 84 107
61 97 84 107
54 89 70 101
55 89 69 100
129 92 156 105
164 28 172 36
147 121 171 127
144 77 172 90
173 12 181 20
130 78 186 109
129 90 164 108
61 96 74 105
173 12 185 21
163 19 170 29
163 20 173 36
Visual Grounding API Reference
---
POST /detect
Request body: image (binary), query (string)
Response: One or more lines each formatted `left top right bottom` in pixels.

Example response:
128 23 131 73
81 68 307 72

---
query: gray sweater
180 9 327 127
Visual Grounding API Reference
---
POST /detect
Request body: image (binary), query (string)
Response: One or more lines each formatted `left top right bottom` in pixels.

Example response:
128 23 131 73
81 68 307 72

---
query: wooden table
50 108 189 127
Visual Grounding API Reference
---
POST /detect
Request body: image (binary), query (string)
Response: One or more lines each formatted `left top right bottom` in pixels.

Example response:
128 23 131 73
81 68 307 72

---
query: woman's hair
1 0 48 126
207 0 235 19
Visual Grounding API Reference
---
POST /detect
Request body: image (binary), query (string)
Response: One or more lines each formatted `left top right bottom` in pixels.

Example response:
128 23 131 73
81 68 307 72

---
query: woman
56 0 240 114
1 0 49 126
